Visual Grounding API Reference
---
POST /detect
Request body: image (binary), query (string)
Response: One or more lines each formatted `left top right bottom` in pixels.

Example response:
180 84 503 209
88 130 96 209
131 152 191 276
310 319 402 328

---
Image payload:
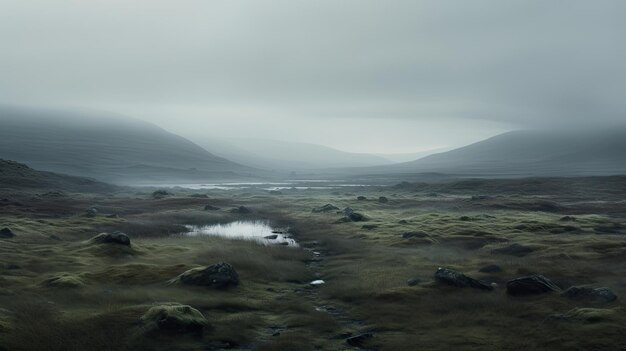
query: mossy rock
552 308 617 323
41 273 85 288
140 303 209 335
87 232 131 246
169 262 239 289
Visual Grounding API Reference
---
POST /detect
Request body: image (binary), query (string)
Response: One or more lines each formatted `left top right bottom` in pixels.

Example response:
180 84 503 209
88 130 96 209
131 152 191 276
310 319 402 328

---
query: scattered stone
0 228 15 239
361 224 378 230
378 196 389 203
346 333 373 347
264 234 278 240
479 264 502 273
152 190 170 199
87 232 131 246
493 243 533 257
357 196 367 200
559 216 577 222
140 303 208 334
342 207 365 222
551 307 616 323
312 204 340 213
434 267 493 290
171 262 239 289
229 206 251 214
506 274 561 296
84 208 98 218
406 278 421 286
561 286 617 303
49 234 62 241
41 274 85 288
204 205 220 211
401 231 429 239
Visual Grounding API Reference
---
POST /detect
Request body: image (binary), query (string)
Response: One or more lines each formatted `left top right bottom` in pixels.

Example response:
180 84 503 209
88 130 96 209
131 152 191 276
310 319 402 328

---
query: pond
185 220 298 247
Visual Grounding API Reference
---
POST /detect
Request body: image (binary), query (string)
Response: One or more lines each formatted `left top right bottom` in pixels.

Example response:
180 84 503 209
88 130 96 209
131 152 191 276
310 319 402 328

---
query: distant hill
0 106 253 184
194 137 393 171
0 159 116 193
358 128 626 177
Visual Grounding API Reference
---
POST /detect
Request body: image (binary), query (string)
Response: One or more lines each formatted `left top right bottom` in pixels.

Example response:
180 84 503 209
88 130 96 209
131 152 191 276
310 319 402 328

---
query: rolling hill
358 128 626 177
194 137 393 171
0 106 253 184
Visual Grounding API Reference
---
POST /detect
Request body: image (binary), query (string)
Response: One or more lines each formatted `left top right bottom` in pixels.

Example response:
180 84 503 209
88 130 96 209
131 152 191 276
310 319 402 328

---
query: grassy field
1 177 625 350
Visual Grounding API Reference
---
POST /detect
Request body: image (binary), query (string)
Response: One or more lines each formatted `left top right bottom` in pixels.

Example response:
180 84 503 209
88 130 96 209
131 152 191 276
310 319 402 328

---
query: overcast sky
1 1 624 153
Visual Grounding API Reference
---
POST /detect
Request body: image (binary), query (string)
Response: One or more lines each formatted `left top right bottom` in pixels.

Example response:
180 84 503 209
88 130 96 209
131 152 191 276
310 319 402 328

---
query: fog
1 0 624 153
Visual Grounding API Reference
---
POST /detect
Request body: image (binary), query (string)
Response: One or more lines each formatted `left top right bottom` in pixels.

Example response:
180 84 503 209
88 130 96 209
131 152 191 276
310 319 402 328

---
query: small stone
406 278 420 286
0 228 15 239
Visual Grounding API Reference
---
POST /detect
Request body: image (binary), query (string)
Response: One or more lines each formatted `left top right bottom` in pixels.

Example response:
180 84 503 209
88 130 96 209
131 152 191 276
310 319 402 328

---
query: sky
1 0 624 154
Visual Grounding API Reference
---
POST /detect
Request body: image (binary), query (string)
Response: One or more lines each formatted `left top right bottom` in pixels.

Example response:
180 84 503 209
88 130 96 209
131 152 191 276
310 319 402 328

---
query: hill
0 159 117 193
360 128 626 177
0 106 253 184
194 137 393 171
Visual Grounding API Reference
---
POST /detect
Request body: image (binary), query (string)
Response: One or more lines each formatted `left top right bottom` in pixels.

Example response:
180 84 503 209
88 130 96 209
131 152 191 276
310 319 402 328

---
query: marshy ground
1 177 625 350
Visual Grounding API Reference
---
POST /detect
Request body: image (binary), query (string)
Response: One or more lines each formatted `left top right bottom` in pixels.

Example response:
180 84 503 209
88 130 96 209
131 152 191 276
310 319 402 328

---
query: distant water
145 180 373 191
186 220 298 247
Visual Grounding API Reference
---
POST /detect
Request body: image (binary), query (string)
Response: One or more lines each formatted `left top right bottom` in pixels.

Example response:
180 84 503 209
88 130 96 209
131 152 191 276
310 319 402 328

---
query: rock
559 216 577 222
264 234 278 240
140 303 208 334
229 206 251 214
312 204 340 213
152 190 170 199
357 196 367 200
87 232 131 246
402 231 429 239
0 228 15 239
561 286 617 303
342 207 365 222
398 220 408 224
172 262 239 289
479 264 502 273
361 224 378 230
41 274 85 288
551 307 617 323
378 196 389 203
204 205 220 211
434 267 493 290
84 208 98 218
49 234 62 241
346 333 373 347
459 216 473 221
493 243 533 257
406 278 420 286
506 275 561 296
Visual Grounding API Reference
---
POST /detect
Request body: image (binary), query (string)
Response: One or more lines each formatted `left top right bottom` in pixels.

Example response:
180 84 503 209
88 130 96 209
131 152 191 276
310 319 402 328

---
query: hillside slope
360 128 626 177
195 137 393 171
0 107 252 184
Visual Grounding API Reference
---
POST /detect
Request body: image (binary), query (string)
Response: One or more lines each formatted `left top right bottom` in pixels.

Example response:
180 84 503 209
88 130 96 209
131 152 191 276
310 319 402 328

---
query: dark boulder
361 224 378 230
312 204 340 213
561 286 617 303
0 228 15 239
342 207 365 222
230 206 251 214
152 190 170 199
204 205 220 211
378 196 389 203
434 267 493 290
357 196 367 201
493 243 533 257
479 264 502 273
506 275 561 296
87 232 130 246
398 220 408 224
172 262 239 289
84 207 98 218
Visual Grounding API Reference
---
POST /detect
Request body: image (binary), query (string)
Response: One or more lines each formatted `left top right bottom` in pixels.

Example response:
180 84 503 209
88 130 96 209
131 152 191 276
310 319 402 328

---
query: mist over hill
359 128 626 177
194 137 393 171
0 107 253 184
